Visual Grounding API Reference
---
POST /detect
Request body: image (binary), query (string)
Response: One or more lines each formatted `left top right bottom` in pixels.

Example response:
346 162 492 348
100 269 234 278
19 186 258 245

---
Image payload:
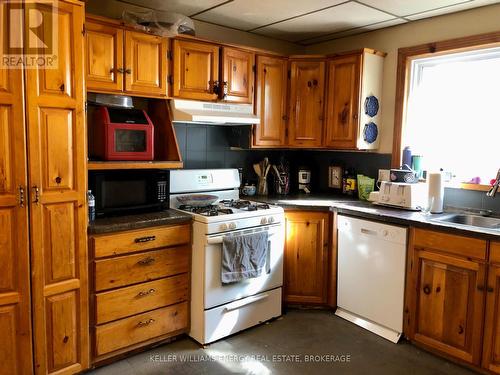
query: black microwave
88 170 169 218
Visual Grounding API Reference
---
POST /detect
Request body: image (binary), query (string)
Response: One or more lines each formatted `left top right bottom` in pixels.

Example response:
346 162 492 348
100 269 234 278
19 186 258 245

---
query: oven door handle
223 293 269 313
207 231 275 245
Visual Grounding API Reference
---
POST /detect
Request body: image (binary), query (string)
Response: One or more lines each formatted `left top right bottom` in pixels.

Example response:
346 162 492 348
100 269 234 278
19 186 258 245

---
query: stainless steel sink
433 214 500 229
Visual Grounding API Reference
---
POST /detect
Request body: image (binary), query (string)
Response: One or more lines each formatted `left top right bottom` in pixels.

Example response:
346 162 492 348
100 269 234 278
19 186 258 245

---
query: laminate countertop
88 209 192 235
255 194 500 240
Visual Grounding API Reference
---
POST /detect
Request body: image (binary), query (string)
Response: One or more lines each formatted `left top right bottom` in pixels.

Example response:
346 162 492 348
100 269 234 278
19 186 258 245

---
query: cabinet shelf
87 161 183 170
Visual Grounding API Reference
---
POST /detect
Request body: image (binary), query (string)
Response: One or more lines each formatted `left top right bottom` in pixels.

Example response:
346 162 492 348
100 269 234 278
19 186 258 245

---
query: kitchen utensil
176 194 218 207
255 157 271 195
411 155 423 179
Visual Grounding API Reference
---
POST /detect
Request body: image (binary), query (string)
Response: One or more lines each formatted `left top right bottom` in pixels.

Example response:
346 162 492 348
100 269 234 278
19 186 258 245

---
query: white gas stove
170 169 284 345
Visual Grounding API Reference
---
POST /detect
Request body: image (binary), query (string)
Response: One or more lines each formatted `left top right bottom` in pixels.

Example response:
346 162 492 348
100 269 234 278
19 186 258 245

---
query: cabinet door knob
423 285 431 295
117 68 125 74
19 186 25 207
125 68 131 74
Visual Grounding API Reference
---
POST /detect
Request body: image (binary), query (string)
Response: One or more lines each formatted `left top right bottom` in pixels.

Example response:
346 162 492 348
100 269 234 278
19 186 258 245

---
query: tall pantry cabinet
0 1 89 374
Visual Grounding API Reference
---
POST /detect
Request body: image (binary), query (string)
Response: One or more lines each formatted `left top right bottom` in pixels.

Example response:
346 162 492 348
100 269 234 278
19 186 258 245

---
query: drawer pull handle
137 257 156 266
135 235 156 243
137 288 156 297
137 318 155 327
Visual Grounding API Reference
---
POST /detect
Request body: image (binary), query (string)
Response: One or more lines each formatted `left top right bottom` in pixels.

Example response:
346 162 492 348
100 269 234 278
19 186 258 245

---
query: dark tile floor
88 309 477 375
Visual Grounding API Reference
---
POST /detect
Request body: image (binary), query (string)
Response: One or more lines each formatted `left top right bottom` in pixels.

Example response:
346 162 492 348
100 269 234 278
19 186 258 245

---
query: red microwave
90 106 154 161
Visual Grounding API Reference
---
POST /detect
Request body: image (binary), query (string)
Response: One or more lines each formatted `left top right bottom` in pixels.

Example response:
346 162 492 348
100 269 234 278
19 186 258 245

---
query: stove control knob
261 217 268 225
220 223 228 231
229 223 237 230
268 216 275 223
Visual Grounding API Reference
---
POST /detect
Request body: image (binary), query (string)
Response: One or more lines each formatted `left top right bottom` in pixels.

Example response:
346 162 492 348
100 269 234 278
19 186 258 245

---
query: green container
357 175 375 201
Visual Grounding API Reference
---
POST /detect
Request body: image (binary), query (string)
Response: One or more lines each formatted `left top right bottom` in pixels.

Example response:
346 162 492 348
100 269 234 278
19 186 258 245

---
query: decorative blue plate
363 122 378 144
364 95 379 117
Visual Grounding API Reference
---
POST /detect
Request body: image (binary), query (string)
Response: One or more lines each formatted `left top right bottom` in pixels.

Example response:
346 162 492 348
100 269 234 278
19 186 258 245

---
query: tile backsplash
174 123 500 214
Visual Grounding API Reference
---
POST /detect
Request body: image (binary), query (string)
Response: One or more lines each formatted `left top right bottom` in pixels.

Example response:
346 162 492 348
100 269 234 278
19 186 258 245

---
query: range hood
170 99 260 125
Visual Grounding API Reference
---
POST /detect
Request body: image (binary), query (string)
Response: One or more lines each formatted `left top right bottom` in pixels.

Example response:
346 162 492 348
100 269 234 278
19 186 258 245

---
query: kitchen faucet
487 169 500 197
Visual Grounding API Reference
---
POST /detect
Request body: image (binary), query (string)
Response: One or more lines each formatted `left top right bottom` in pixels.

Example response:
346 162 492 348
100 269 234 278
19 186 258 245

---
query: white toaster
377 181 428 210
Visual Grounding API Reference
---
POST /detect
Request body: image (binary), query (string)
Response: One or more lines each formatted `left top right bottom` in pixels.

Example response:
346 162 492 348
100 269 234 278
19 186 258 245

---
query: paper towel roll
428 172 444 213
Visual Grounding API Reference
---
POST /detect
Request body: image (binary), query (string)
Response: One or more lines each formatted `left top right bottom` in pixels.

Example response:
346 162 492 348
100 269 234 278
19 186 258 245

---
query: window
402 46 500 185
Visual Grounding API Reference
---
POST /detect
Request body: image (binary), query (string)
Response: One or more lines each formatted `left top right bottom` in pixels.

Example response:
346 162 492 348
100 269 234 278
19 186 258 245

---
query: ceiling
117 0 500 45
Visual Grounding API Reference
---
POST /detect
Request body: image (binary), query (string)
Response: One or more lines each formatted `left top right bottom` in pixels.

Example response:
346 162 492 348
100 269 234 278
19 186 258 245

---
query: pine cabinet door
0 5 33 374
172 40 219 101
324 54 361 149
284 211 329 304
253 55 287 147
125 31 168 97
221 47 254 103
409 249 485 365
288 60 325 148
85 21 124 92
24 1 89 374
482 261 500 374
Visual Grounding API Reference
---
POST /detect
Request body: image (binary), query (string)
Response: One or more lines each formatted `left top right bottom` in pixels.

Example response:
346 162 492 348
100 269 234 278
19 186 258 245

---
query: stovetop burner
178 200 271 216
219 199 271 211
179 204 234 216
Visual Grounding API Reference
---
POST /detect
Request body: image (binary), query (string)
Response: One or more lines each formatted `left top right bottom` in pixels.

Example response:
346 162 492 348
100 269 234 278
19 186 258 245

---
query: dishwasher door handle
360 228 378 236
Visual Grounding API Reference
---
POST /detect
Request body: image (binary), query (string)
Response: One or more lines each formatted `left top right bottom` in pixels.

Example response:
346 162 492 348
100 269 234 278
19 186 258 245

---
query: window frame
392 31 500 191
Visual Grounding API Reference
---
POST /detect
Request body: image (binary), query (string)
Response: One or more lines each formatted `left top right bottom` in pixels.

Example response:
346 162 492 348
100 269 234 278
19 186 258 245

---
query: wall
306 3 500 154
84 0 301 55
174 123 391 193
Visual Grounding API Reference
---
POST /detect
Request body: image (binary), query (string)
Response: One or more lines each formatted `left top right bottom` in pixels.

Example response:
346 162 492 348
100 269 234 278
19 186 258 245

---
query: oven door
204 223 284 310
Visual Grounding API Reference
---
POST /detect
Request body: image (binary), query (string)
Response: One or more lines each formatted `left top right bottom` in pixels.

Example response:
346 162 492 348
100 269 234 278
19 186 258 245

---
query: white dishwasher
336 215 408 343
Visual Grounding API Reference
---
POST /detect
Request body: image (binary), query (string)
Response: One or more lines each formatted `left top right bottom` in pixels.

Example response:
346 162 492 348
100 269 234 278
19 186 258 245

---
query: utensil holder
257 176 268 195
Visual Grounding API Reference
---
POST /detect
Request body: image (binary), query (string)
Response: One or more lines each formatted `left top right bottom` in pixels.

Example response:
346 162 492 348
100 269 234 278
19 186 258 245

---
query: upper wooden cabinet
324 50 384 150
125 31 168 96
284 211 329 304
406 229 487 366
288 60 325 148
85 19 168 97
221 47 254 103
253 55 288 147
324 54 361 149
172 39 219 101
85 21 124 92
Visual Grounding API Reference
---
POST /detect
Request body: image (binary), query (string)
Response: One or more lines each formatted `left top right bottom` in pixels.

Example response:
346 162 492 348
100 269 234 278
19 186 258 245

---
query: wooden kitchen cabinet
172 39 219 101
221 47 254 103
323 54 361 149
24 1 90 374
253 55 288 147
288 60 325 148
85 21 124 92
0 4 33 375
89 224 191 363
125 31 168 96
85 18 168 97
482 242 500 374
406 228 487 365
284 211 329 304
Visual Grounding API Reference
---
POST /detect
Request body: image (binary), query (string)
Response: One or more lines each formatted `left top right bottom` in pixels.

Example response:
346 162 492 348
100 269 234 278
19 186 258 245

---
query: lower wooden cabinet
284 211 330 304
89 224 191 363
483 242 500 374
406 228 487 366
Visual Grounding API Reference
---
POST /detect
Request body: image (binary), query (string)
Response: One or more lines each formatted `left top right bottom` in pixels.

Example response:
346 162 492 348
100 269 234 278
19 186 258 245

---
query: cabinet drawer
95 302 188 356
94 246 190 291
413 228 487 260
91 224 191 258
491 242 500 264
95 274 189 324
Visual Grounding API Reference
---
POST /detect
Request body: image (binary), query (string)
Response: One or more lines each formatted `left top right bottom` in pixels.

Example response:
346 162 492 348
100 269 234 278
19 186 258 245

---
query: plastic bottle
87 190 95 222
402 146 412 168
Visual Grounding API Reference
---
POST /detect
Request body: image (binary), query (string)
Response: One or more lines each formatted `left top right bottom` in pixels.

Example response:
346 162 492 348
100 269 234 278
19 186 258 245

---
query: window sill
449 183 492 192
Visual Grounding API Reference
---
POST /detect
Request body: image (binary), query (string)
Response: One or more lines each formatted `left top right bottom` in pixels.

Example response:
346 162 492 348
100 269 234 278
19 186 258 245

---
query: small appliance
377 181 428 210
298 168 311 193
90 106 155 161
88 169 168 218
